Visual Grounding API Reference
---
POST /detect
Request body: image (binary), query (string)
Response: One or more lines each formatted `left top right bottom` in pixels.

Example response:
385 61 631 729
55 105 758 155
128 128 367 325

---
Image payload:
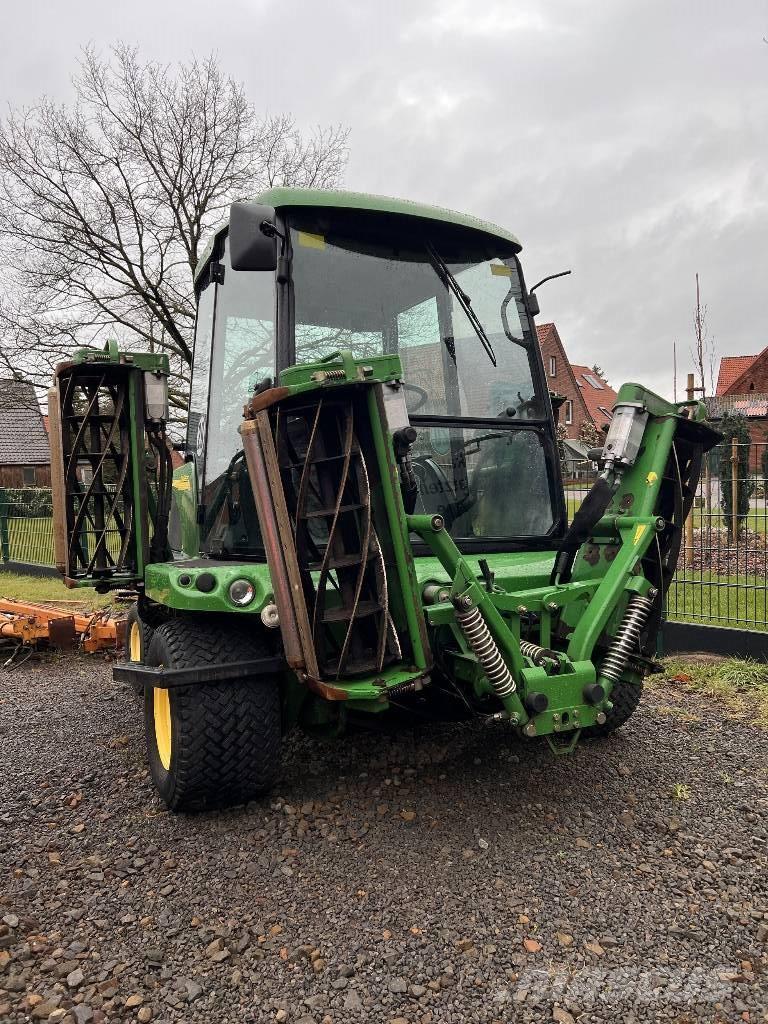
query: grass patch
666 572 768 630
0 571 114 612
660 656 768 727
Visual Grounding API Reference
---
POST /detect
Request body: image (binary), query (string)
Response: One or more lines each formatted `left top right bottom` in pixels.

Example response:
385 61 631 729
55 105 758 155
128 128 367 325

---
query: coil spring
454 604 516 698
312 368 346 382
599 593 654 683
387 677 425 698
520 640 557 667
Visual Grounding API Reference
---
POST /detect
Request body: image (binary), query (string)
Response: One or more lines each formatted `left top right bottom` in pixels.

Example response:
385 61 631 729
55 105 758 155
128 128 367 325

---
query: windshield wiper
426 243 497 367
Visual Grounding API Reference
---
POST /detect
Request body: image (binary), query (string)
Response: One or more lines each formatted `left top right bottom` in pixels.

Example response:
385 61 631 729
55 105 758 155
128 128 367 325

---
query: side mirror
229 202 278 271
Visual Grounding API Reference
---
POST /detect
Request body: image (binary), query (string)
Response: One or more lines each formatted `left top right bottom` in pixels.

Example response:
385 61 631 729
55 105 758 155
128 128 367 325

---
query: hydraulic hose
550 471 617 585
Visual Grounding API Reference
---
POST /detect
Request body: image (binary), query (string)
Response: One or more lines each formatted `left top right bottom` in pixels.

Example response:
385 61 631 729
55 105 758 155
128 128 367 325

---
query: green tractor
48 189 718 811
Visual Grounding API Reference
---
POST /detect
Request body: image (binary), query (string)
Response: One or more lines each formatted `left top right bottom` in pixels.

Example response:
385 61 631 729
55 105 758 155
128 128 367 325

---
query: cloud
1 0 766 397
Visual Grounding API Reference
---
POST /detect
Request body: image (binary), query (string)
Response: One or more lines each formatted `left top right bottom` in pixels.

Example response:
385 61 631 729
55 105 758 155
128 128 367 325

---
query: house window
22 466 35 486
549 356 557 377
564 400 573 425
598 406 613 420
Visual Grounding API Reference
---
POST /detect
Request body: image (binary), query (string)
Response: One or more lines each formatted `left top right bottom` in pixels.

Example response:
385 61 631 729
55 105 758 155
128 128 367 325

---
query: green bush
0 487 53 516
717 413 753 540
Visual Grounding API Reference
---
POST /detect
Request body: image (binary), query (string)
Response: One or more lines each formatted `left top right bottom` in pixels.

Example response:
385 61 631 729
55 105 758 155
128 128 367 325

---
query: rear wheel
144 617 281 811
581 678 643 738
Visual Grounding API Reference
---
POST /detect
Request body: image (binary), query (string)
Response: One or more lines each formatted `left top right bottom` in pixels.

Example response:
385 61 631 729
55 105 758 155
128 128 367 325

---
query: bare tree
691 272 717 397
0 44 349 420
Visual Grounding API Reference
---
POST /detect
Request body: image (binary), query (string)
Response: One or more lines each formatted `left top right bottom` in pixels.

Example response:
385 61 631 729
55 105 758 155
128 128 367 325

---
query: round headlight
228 579 255 607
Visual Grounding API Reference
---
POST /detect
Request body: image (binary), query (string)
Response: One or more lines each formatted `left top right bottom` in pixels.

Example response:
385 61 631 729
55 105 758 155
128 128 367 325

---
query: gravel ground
1 654 767 1024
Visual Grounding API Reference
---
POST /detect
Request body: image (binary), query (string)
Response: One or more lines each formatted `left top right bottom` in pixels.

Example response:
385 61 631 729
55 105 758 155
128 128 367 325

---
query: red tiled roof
570 364 618 429
716 354 759 395
536 323 556 346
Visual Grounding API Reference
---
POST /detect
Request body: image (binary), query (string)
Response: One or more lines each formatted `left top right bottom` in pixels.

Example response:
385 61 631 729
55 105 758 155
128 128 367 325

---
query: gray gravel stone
1 653 767 1023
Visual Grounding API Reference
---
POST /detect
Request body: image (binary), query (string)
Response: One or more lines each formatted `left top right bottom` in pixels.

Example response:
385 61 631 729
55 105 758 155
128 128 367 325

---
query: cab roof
194 187 522 284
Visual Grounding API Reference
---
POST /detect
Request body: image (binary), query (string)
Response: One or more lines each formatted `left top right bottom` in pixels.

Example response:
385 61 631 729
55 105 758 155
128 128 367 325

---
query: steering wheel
401 382 430 413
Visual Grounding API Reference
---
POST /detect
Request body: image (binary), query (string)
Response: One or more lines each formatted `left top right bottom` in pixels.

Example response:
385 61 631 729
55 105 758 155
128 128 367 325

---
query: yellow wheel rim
153 688 172 770
129 621 141 662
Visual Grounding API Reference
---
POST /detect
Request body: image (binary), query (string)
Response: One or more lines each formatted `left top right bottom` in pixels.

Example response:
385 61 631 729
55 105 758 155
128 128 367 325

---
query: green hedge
0 487 54 516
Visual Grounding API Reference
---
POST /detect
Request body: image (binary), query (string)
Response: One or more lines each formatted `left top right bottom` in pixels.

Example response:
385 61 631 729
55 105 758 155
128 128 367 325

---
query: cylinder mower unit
48 341 172 589
45 188 720 813
238 352 431 699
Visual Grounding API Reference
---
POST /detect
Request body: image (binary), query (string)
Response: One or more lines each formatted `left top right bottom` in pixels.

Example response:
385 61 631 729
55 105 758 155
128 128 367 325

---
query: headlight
228 579 255 607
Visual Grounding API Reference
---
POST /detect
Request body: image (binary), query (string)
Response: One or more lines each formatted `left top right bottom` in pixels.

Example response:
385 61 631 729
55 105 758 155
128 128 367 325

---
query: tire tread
582 678 643 739
146 618 280 811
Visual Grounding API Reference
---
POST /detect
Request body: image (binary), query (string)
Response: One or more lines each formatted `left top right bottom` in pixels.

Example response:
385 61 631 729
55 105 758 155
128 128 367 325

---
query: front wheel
144 618 281 811
124 605 153 695
581 678 643 739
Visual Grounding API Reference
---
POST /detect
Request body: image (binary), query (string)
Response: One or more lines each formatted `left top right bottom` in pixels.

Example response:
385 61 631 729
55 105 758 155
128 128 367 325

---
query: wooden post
684 494 694 562
682 374 695 561
731 436 739 542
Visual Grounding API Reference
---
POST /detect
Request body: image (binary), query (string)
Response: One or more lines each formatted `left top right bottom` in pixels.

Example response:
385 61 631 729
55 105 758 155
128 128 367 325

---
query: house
536 323 617 437
716 350 768 398
571 364 617 432
0 380 51 488
708 349 768 467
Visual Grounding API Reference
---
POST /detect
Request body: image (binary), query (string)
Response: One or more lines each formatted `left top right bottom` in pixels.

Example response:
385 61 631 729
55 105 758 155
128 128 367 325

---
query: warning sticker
298 231 325 250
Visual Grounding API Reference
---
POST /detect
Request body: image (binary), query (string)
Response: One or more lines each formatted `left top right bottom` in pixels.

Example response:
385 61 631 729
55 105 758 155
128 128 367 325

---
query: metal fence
563 440 768 633
0 490 55 569
0 486 132 575
3 449 768 634
667 440 768 631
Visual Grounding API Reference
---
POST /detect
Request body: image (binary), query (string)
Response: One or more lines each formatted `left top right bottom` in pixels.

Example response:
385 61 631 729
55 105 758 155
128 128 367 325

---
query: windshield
289 215 546 420
288 213 558 541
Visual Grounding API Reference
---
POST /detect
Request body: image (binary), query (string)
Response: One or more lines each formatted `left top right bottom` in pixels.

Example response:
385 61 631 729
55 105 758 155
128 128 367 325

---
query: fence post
0 508 9 564
730 437 739 542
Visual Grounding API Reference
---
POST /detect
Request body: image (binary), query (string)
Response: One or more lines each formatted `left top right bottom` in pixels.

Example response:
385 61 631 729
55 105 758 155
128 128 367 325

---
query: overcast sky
2 0 767 398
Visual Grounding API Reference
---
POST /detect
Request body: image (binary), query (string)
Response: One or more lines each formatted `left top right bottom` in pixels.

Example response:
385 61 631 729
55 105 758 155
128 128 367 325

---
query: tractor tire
581 678 643 739
124 605 153 695
144 617 280 812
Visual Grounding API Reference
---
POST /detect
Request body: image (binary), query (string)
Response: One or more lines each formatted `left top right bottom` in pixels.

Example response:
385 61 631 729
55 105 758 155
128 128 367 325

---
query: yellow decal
633 524 648 545
172 477 191 491
298 231 325 250
646 471 658 485
490 263 512 276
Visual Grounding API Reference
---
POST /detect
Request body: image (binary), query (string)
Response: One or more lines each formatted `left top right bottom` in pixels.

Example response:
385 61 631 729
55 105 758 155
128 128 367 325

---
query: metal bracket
113 656 283 690
546 728 582 756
